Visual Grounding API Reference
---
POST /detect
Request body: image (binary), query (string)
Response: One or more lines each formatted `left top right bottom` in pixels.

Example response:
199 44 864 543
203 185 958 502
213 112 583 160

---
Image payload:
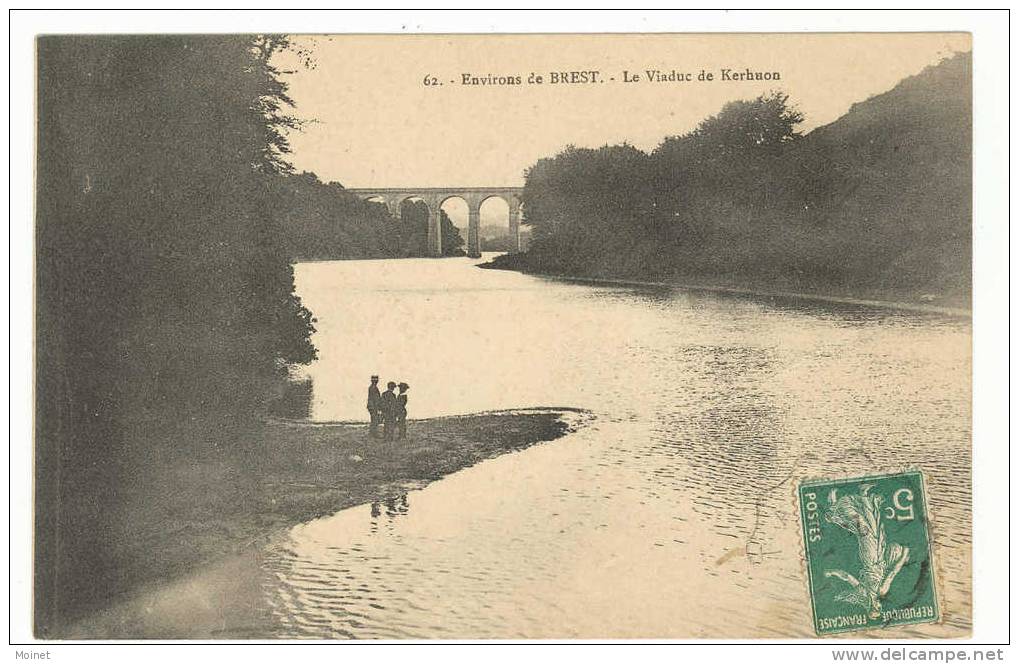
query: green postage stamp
798 471 940 636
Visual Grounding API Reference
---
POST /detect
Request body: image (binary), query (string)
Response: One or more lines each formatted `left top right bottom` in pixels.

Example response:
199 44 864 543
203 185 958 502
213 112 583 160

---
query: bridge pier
467 204 481 258
508 201 521 253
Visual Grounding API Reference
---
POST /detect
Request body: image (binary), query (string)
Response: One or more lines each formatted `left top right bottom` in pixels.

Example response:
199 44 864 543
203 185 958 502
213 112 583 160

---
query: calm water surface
171 253 970 639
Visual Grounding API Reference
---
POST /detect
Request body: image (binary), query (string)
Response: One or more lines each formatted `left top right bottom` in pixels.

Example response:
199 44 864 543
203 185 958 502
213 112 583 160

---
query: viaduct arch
347 187 523 258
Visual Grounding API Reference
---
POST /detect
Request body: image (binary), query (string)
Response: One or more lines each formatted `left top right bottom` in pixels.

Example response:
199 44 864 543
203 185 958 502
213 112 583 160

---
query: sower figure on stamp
380 381 398 442
396 382 409 440
366 375 382 439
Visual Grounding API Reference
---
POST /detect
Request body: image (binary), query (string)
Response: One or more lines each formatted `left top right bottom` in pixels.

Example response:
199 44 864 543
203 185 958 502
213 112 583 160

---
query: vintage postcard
32 30 974 641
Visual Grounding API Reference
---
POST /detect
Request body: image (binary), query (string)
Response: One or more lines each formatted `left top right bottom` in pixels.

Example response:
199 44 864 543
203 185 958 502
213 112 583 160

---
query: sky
274 33 969 224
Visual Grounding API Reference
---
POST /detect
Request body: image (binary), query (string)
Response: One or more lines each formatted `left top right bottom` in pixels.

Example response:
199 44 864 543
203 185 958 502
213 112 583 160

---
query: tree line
34 34 470 632
495 53 971 304
37 36 319 436
35 35 474 630
273 172 465 260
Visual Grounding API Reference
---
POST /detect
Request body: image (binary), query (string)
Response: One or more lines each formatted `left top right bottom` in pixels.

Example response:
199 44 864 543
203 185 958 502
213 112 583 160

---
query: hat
370 375 379 380
387 381 397 389
398 382 409 390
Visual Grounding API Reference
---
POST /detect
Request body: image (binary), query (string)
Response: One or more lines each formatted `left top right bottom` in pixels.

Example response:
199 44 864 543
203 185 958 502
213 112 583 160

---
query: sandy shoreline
55 407 586 638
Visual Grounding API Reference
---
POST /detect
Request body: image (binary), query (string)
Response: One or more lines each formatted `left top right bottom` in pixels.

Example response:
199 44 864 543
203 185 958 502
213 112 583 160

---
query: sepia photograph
11 9 1010 654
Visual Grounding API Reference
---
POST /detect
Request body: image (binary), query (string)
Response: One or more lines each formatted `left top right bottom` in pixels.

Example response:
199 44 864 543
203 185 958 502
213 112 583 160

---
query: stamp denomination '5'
798 471 939 636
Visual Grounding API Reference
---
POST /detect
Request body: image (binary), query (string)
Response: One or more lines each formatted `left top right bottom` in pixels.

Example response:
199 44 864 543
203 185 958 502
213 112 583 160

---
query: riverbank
479 257 971 317
52 408 584 638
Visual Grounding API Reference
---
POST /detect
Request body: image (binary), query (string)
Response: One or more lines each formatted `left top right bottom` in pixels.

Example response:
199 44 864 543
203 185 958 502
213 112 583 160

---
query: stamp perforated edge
793 468 946 638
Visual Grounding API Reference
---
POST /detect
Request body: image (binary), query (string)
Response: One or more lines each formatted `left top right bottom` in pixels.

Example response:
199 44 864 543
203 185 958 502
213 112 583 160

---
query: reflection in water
371 494 410 521
251 256 970 639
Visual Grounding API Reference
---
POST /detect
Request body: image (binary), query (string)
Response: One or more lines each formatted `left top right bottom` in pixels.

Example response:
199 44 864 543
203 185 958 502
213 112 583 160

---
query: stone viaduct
346 187 523 258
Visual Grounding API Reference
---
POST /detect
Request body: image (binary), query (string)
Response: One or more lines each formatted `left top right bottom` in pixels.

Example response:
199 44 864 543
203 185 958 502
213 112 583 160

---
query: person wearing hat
380 381 398 442
396 383 410 440
366 375 382 439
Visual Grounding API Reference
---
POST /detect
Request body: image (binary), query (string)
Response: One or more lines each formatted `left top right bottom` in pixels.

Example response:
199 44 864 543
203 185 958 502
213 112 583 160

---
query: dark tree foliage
397 200 466 257
683 91 803 156
504 54 971 302
522 143 655 275
440 211 467 257
273 182 466 260
398 200 429 256
269 172 400 260
35 35 319 631
37 34 317 426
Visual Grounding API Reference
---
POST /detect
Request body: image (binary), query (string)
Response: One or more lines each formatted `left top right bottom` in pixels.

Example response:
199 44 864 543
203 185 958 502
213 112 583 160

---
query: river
239 254 972 639
73 253 966 640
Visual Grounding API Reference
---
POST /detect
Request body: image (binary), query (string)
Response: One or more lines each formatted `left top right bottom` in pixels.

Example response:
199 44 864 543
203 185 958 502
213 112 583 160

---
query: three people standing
367 376 410 441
